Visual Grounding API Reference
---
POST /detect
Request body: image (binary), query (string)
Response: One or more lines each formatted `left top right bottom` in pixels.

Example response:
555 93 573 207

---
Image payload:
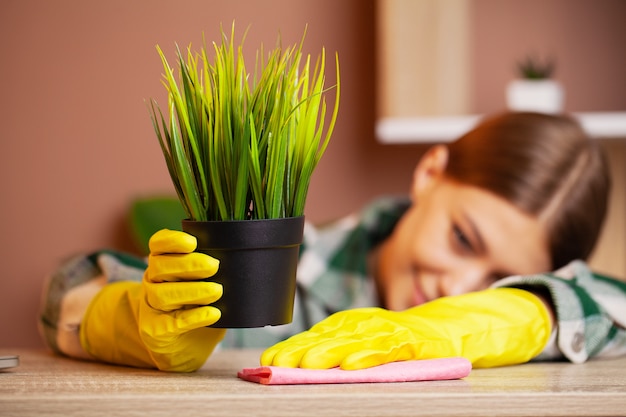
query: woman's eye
452 224 474 253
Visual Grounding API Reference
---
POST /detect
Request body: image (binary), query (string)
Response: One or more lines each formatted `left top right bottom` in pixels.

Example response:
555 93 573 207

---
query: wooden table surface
1 349 625 417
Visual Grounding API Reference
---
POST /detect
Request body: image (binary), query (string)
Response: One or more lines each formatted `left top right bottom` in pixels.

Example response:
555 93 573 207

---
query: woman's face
376 146 551 311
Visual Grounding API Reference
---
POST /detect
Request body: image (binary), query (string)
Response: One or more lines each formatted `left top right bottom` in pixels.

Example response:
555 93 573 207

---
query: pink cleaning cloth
237 357 471 385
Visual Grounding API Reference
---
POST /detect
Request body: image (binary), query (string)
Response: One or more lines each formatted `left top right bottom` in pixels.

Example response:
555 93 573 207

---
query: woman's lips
411 277 427 306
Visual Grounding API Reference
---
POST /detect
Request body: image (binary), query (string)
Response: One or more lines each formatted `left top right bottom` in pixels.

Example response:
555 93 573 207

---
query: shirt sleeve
493 260 626 363
39 250 147 354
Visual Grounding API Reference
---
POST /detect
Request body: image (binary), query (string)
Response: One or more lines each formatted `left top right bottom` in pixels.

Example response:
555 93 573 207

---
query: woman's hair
445 111 611 270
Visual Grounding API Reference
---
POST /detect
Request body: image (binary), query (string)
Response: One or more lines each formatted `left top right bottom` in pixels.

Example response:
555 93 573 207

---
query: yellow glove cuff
429 287 553 367
80 281 155 368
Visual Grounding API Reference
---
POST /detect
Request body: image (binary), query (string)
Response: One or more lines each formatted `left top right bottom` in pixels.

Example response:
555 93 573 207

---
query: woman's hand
79 229 225 372
262 288 552 370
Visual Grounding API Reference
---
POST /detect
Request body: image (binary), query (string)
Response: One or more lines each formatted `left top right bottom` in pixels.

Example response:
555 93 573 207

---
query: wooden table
1 349 625 416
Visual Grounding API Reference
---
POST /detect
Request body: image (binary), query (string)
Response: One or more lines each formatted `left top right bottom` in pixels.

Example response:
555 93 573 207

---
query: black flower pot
182 216 305 328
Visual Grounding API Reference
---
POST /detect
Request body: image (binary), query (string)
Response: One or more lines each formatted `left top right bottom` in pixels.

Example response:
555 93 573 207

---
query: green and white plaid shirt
41 197 626 363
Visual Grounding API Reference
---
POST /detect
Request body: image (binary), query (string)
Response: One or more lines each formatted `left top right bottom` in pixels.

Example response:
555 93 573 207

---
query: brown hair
445 111 611 270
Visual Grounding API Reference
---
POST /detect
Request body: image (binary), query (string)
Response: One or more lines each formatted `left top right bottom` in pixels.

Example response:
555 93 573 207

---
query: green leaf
148 23 340 220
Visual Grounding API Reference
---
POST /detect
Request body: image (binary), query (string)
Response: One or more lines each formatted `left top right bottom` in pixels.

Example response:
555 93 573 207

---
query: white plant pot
506 79 564 114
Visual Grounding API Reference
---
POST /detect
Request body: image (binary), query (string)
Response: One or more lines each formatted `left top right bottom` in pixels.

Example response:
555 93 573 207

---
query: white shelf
376 112 626 144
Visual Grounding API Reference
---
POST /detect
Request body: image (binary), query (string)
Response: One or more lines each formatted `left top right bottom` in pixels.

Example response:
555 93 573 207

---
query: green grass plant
148 24 340 221
516 54 555 80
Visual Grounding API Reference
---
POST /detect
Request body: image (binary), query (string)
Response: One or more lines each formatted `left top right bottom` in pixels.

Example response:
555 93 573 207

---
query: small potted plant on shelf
148 24 340 328
506 54 564 114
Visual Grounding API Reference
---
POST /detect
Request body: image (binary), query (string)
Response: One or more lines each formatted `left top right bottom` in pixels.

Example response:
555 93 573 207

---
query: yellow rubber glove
261 288 552 370
80 229 226 372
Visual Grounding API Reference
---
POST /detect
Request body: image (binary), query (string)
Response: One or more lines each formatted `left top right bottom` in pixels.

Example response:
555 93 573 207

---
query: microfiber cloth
237 357 471 385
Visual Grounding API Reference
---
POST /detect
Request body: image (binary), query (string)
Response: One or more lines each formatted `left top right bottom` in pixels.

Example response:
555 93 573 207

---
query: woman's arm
39 251 146 359
261 287 553 370
40 231 227 372
494 260 626 363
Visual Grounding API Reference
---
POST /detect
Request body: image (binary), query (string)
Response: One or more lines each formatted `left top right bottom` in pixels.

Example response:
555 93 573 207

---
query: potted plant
147 24 340 328
506 54 564 114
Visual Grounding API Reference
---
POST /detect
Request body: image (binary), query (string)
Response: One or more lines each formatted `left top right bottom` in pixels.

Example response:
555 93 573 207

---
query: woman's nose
438 267 490 297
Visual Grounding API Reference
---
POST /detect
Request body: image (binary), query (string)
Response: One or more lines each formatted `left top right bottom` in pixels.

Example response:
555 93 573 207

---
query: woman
40 111 626 372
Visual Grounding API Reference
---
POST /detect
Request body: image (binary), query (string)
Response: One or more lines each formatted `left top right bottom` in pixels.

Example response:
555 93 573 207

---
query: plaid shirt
41 197 626 363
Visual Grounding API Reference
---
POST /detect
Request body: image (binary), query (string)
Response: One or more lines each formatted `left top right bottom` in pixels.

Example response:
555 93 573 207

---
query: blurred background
1 0 625 349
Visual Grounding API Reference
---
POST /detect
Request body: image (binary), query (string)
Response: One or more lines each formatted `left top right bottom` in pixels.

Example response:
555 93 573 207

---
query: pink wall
1 0 624 348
